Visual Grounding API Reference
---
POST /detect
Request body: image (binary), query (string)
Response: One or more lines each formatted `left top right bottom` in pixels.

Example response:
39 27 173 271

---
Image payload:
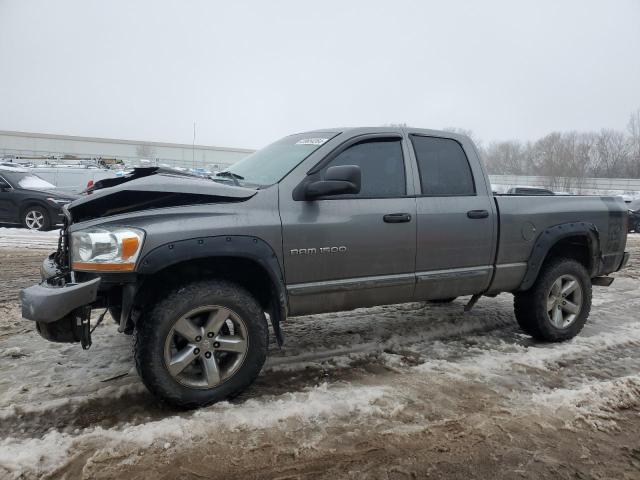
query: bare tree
627 109 640 177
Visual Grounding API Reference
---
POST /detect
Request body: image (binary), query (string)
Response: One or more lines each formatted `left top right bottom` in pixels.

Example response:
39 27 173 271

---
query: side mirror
305 165 361 199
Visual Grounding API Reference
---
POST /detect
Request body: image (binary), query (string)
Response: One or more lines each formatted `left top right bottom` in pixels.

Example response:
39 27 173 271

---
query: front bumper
21 277 101 323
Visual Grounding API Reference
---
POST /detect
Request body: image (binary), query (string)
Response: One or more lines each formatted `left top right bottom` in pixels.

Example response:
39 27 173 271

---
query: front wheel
134 280 268 409
514 258 592 342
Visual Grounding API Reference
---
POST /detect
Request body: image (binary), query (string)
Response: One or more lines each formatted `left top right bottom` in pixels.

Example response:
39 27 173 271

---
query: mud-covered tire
429 297 457 304
134 280 268 409
22 206 50 231
514 258 592 342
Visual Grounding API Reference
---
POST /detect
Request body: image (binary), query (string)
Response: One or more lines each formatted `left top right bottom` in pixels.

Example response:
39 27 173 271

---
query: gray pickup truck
21 127 630 408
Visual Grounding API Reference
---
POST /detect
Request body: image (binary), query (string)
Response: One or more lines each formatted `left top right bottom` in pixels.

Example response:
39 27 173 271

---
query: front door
280 135 417 316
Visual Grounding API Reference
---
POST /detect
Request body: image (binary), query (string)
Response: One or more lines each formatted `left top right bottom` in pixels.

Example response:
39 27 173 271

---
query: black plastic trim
138 235 287 345
518 222 600 291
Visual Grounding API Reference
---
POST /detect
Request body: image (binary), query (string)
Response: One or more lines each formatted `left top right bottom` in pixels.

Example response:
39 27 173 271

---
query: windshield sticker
295 138 328 146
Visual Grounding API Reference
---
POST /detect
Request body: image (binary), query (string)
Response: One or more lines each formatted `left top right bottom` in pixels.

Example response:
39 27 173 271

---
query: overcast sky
1 0 639 149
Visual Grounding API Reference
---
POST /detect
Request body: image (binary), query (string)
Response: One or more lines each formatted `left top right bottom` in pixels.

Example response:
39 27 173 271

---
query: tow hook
77 306 92 350
78 306 109 350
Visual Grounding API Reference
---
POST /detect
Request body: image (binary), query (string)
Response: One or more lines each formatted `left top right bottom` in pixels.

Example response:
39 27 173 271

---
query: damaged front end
21 219 101 348
20 168 258 349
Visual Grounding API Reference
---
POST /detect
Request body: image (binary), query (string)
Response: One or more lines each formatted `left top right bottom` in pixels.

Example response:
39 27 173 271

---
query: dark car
0 166 78 230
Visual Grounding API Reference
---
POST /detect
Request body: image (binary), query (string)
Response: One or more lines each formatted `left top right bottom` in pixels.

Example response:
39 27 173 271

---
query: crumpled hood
68 172 257 223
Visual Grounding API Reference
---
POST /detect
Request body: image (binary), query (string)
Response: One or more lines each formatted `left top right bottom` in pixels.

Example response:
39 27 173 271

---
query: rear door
280 134 417 315
408 134 496 300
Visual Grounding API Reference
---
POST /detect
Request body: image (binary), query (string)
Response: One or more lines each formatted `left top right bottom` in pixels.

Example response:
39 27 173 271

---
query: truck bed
488 195 628 293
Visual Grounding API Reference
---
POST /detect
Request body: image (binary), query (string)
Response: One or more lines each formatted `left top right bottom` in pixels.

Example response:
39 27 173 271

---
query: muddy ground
0 233 639 479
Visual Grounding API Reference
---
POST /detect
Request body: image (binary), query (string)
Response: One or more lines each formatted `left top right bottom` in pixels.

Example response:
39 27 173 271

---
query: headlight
71 227 145 272
47 197 71 205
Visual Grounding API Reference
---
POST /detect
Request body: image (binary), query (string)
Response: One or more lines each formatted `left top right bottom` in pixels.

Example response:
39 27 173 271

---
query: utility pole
192 121 196 169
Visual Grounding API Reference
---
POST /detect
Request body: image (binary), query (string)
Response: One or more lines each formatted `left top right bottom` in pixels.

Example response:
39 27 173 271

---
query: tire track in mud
3 300 640 440
0 306 515 438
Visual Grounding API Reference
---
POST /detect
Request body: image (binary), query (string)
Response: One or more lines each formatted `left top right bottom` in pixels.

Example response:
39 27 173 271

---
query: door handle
383 213 412 223
467 209 489 219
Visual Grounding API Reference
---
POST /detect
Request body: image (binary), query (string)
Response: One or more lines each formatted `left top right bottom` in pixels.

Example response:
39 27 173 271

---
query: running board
592 276 615 287
464 294 482 312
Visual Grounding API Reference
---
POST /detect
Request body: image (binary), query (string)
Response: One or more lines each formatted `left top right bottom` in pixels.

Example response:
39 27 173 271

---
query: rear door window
410 136 475 196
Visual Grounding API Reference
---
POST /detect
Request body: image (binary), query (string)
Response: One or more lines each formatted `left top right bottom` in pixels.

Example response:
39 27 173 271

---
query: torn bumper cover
21 277 100 323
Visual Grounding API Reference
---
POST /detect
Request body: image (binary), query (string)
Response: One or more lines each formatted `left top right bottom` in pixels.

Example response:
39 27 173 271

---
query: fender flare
518 222 601 291
136 235 287 346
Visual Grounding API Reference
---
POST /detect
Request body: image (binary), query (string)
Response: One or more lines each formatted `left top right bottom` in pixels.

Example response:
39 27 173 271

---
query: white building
0 130 253 171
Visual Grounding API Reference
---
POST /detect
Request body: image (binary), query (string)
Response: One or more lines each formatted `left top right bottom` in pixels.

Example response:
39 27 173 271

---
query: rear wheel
514 258 591 342
134 280 268 409
22 206 50 231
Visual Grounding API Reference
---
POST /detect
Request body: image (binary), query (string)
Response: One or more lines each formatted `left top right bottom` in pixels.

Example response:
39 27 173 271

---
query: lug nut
205 352 212 358
194 348 200 355
213 342 220 349
207 332 214 338
195 336 202 342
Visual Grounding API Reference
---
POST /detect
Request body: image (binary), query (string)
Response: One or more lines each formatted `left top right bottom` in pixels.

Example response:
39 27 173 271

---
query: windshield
214 132 337 187
18 174 56 190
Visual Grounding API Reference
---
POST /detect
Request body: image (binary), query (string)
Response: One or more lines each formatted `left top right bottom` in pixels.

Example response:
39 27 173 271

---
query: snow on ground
0 235 639 478
0 227 60 249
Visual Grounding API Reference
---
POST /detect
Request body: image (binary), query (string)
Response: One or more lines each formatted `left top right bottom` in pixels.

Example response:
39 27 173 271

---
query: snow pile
0 383 398 478
0 227 60 249
530 375 640 431
414 319 640 379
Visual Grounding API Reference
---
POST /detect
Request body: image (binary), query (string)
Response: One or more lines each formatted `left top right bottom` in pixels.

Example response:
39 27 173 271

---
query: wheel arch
518 222 601 292
19 199 50 218
134 235 287 345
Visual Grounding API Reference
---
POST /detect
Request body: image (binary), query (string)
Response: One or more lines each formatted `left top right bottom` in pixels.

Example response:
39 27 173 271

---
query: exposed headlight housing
70 227 145 272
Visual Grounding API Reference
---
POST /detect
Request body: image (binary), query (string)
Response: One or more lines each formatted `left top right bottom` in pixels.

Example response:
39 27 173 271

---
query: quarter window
410 136 475 196
322 139 406 198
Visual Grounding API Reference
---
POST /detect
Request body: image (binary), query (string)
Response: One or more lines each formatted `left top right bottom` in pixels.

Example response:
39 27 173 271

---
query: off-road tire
514 258 592 342
134 280 268 409
22 206 50 231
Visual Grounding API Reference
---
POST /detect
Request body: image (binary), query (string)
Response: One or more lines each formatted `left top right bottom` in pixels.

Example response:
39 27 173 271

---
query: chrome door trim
416 265 493 282
287 272 416 296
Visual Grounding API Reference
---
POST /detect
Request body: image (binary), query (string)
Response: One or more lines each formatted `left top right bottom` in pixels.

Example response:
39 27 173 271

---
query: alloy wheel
163 305 249 389
546 274 583 329
25 210 45 230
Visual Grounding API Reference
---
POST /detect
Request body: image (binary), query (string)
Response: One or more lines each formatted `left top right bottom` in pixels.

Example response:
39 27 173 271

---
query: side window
322 139 406 198
410 136 476 196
